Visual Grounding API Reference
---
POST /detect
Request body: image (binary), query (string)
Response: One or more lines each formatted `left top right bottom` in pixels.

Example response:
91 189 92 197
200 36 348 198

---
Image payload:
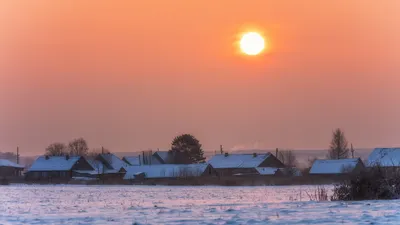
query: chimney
253 153 257 157
224 152 229 157
65 155 70 160
45 155 50 160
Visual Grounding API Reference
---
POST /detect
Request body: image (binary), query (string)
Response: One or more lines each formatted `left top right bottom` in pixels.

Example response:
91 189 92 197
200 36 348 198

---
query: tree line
44 128 352 166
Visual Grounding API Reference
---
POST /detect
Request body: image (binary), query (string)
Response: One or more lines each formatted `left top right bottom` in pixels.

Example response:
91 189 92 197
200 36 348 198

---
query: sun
239 32 265 56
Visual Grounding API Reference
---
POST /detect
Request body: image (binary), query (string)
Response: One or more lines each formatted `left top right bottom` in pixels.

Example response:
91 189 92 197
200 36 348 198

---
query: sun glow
239 32 265 56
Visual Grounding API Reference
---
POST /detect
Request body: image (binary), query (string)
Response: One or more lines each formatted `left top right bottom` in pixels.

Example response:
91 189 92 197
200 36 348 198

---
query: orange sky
1 1 400 155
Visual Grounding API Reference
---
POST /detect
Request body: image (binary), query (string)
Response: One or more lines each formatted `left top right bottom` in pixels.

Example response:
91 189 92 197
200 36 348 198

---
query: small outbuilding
309 158 364 175
0 159 24 177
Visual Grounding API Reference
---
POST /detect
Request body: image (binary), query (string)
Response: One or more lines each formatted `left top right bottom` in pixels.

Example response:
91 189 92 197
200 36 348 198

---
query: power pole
101 146 104 154
220 145 223 154
351 144 355 158
276 148 279 157
16 147 20 164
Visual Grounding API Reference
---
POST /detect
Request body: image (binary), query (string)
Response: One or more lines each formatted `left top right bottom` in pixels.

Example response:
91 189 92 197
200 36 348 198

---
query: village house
25 155 94 181
0 159 24 177
207 153 285 176
123 164 216 180
309 158 365 176
367 148 400 167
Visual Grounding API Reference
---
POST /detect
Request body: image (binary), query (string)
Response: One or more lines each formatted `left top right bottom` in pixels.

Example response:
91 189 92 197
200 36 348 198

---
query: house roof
367 148 400 167
122 155 163 166
208 153 272 169
28 156 81 172
255 167 279 175
98 154 129 170
153 151 172 163
0 159 24 168
124 164 209 180
309 158 361 174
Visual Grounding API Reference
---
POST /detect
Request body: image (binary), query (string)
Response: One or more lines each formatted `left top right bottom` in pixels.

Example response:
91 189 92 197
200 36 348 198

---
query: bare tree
45 142 67 156
327 128 349 159
68 138 89 156
87 147 110 159
277 150 297 167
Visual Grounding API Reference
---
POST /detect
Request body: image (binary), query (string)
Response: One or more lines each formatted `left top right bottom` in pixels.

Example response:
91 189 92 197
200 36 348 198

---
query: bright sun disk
240 32 265 56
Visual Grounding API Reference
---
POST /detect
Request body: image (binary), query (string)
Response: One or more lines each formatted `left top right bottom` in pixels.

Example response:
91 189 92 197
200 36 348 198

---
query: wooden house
207 153 285 176
0 159 24 177
25 156 93 181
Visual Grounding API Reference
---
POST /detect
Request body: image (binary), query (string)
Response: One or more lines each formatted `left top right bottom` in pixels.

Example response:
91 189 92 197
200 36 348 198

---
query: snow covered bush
332 165 400 201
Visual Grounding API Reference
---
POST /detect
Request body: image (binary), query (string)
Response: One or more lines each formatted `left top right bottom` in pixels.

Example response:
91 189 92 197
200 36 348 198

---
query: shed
124 164 215 180
0 159 24 177
309 158 364 175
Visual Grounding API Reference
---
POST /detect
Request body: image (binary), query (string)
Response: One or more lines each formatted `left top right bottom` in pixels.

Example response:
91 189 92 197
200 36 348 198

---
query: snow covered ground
1 185 399 224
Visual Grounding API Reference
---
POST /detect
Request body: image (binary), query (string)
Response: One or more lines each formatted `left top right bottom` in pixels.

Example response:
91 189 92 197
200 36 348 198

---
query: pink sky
1 1 400 155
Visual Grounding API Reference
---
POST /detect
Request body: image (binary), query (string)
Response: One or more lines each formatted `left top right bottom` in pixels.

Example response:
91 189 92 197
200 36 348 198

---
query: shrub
306 186 328 201
332 165 400 201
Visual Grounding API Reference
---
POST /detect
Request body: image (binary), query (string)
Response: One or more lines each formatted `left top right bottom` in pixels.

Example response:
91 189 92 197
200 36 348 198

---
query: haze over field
1 1 400 155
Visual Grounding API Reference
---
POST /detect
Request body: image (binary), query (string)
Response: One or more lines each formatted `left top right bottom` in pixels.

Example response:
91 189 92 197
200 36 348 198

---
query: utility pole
220 145 223 154
276 148 279 157
16 147 20 164
351 144 355 158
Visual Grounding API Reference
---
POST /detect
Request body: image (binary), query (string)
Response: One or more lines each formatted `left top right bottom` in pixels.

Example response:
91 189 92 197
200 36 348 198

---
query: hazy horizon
1 1 400 155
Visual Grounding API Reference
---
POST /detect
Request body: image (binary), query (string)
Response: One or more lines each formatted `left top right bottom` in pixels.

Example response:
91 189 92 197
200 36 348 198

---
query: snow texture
255 167 279 175
28 156 81 171
309 159 359 174
2 185 399 225
208 153 271 169
124 164 208 179
0 159 24 168
367 148 400 167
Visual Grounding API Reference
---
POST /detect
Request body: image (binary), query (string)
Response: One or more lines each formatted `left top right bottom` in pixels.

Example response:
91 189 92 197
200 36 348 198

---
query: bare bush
332 165 400 201
306 186 328 201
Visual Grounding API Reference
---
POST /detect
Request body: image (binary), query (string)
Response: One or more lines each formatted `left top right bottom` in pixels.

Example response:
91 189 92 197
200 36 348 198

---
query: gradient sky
1 1 400 155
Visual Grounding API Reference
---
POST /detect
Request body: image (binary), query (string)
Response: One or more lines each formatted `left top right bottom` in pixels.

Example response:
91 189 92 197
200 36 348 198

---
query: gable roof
124 164 209 180
309 158 361 174
98 153 129 170
28 156 82 172
208 153 272 169
367 148 400 167
123 155 163 166
153 151 172 163
0 159 24 168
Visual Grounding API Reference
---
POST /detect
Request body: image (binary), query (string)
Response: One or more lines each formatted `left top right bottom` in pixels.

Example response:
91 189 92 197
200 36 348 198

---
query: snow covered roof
122 156 141 166
153 151 172 163
28 156 81 172
124 164 209 180
256 167 279 175
208 153 272 169
367 148 400 167
122 154 163 166
99 154 129 170
0 159 24 168
309 158 361 174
